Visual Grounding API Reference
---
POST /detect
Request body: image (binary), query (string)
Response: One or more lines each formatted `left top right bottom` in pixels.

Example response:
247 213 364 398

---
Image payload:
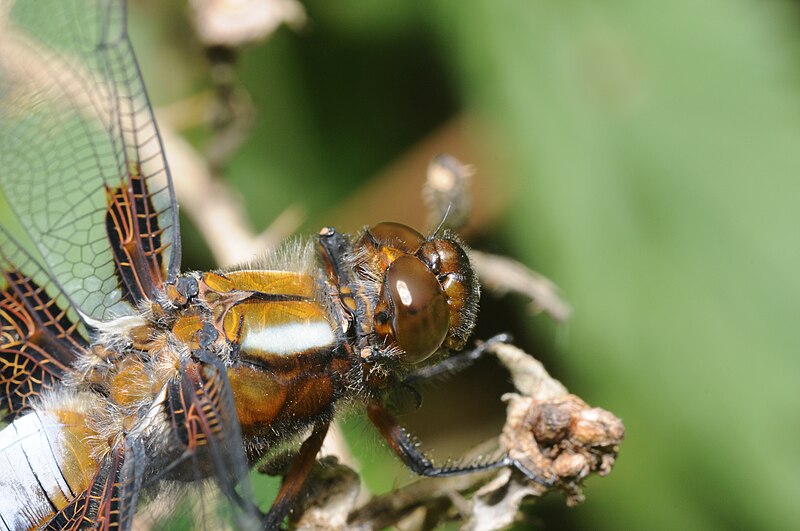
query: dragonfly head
355 222 480 364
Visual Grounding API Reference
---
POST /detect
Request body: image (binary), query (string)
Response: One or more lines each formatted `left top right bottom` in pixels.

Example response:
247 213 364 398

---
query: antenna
432 203 453 238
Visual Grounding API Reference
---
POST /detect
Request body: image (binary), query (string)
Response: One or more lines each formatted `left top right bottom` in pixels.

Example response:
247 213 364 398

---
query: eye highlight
394 280 414 306
376 254 450 364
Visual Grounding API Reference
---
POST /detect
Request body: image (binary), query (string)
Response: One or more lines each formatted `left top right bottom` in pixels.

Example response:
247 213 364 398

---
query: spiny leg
367 400 552 487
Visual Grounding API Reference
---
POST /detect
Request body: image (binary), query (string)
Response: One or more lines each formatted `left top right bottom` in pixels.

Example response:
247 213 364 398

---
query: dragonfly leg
261 421 331 530
405 333 512 384
367 400 552 487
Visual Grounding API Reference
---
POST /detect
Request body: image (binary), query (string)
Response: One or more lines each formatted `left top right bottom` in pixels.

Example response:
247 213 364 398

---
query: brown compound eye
368 222 425 253
376 254 450 364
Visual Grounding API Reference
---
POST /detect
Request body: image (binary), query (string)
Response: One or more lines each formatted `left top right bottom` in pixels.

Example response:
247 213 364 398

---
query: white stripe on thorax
0 411 68 530
241 321 335 356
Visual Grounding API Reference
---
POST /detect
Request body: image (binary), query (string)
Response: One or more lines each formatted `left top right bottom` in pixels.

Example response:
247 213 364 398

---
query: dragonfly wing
43 442 143 531
163 352 262 528
0 0 181 323
0 227 87 421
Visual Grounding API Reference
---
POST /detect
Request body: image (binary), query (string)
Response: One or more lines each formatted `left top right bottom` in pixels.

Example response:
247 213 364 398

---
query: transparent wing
0 0 181 322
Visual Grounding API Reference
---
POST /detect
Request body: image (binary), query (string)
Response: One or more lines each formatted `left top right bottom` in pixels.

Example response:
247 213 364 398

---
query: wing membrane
165 353 261 528
0 228 87 420
0 0 181 322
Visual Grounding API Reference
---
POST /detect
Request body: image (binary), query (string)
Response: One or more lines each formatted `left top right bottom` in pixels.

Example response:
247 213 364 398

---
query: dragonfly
0 1 550 529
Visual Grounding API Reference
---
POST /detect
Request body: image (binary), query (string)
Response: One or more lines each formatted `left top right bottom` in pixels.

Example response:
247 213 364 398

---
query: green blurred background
13 0 800 528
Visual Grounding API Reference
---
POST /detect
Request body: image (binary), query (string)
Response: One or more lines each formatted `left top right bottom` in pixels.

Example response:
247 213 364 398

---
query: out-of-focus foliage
54 0 800 528
433 1 800 529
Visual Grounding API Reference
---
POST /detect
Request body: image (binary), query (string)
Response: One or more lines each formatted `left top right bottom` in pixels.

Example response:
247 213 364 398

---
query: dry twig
471 251 572 323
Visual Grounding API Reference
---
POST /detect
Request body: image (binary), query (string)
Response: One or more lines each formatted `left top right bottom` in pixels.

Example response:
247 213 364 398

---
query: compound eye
369 222 425 253
381 255 450 364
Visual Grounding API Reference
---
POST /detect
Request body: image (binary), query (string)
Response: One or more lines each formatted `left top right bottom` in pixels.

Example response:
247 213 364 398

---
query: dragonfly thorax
143 223 482 455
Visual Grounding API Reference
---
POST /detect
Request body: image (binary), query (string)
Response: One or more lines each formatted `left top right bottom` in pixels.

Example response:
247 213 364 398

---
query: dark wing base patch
0 235 87 421
104 169 169 308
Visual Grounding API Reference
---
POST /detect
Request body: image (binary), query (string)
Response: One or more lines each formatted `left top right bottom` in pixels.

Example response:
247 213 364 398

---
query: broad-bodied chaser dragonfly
0 1 551 529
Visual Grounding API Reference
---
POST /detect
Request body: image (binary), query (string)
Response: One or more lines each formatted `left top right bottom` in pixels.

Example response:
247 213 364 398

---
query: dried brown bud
528 402 572 444
572 407 626 447
502 393 624 506
552 452 590 478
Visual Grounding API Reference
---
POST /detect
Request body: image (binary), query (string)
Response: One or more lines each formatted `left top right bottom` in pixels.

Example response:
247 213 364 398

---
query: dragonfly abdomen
0 398 102 530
